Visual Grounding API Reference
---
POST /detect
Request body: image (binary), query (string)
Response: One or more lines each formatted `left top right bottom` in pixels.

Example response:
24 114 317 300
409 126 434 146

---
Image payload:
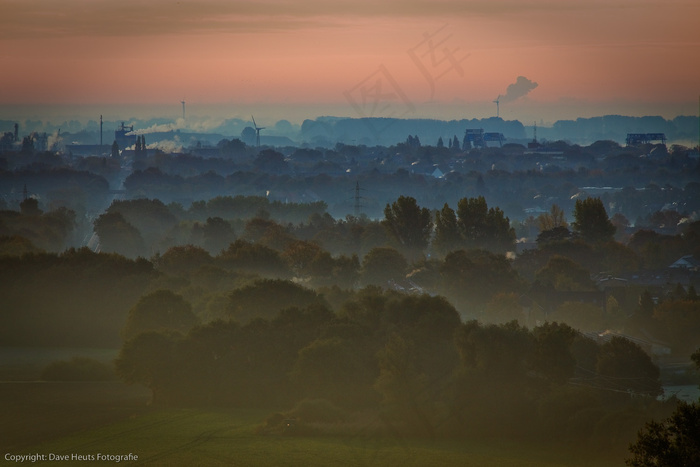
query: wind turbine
493 96 500 118
251 115 265 147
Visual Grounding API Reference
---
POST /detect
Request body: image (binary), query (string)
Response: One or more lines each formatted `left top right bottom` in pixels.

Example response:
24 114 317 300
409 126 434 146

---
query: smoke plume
499 76 538 103
125 117 227 136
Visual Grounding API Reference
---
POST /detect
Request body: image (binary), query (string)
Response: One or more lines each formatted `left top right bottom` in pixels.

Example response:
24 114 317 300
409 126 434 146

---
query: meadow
2 383 628 466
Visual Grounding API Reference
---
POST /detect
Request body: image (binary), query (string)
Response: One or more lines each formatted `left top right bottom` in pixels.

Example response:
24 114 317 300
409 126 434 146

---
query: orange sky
1 0 698 123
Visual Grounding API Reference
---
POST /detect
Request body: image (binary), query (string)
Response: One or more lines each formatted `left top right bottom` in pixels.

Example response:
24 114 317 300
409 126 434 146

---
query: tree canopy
572 197 616 244
382 195 433 257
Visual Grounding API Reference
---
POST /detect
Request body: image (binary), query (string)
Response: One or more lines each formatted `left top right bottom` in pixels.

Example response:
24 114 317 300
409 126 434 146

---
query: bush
40 357 116 381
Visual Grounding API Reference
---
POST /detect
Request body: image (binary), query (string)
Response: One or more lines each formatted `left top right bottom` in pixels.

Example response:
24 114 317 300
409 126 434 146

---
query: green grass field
12 406 629 466
0 352 630 467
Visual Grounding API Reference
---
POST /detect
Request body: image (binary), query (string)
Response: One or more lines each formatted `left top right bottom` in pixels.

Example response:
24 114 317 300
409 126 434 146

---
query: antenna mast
533 121 537 144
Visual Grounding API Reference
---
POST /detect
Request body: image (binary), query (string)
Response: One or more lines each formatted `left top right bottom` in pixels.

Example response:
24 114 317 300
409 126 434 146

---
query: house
670 255 700 271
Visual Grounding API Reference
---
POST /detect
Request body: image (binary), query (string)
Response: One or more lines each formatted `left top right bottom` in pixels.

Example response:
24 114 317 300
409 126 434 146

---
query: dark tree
692 348 700 371
532 322 578 383
360 246 408 287
596 336 662 397
454 320 534 378
291 337 369 406
626 401 700 467
122 290 198 341
433 203 461 256
115 331 183 405
218 239 291 278
253 149 288 173
19 197 42 216
157 245 213 277
93 211 146 257
440 249 523 308
202 216 234 254
456 196 515 253
452 135 460 151
226 279 326 323
536 226 572 246
537 204 567 232
572 197 616 244
382 196 432 256
535 255 596 291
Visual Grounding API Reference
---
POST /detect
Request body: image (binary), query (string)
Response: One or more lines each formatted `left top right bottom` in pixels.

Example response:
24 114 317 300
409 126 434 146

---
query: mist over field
2 101 700 465
2 0 700 464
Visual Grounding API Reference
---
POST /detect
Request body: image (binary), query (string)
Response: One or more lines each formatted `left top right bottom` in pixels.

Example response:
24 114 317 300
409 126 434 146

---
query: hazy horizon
2 99 698 129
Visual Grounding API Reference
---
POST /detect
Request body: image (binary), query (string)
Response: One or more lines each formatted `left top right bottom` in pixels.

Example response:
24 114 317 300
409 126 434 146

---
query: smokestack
100 115 103 147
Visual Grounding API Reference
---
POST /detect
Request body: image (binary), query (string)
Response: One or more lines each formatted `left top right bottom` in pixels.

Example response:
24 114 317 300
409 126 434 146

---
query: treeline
0 248 154 346
115 286 681 449
0 165 110 212
94 196 329 257
2 193 699 351
126 146 700 222
4 137 699 226
0 198 78 252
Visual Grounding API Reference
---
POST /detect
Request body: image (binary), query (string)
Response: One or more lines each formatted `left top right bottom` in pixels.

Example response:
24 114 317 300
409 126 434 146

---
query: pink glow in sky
1 0 698 123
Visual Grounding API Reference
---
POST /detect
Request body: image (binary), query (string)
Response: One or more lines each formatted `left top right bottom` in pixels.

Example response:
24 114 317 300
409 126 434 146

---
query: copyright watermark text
5 453 139 463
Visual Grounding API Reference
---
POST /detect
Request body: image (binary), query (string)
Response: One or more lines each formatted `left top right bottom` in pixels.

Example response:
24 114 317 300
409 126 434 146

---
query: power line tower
352 181 365 217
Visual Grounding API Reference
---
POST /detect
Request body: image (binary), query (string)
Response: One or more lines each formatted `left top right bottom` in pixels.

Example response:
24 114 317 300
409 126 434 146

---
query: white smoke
498 76 538 103
126 122 178 136
125 117 228 136
148 139 184 153
47 130 63 151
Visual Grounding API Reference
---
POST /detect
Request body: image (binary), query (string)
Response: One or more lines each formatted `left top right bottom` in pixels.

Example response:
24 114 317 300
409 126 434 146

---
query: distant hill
297 115 698 147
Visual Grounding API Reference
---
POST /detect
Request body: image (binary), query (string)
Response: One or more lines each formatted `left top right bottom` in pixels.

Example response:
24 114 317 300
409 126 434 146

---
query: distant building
115 122 137 150
670 255 700 271
66 144 109 157
625 133 666 146
463 128 505 149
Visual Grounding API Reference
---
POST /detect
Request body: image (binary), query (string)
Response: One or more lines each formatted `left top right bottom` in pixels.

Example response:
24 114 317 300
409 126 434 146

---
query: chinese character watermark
343 65 415 140
344 24 468 142
407 24 469 99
